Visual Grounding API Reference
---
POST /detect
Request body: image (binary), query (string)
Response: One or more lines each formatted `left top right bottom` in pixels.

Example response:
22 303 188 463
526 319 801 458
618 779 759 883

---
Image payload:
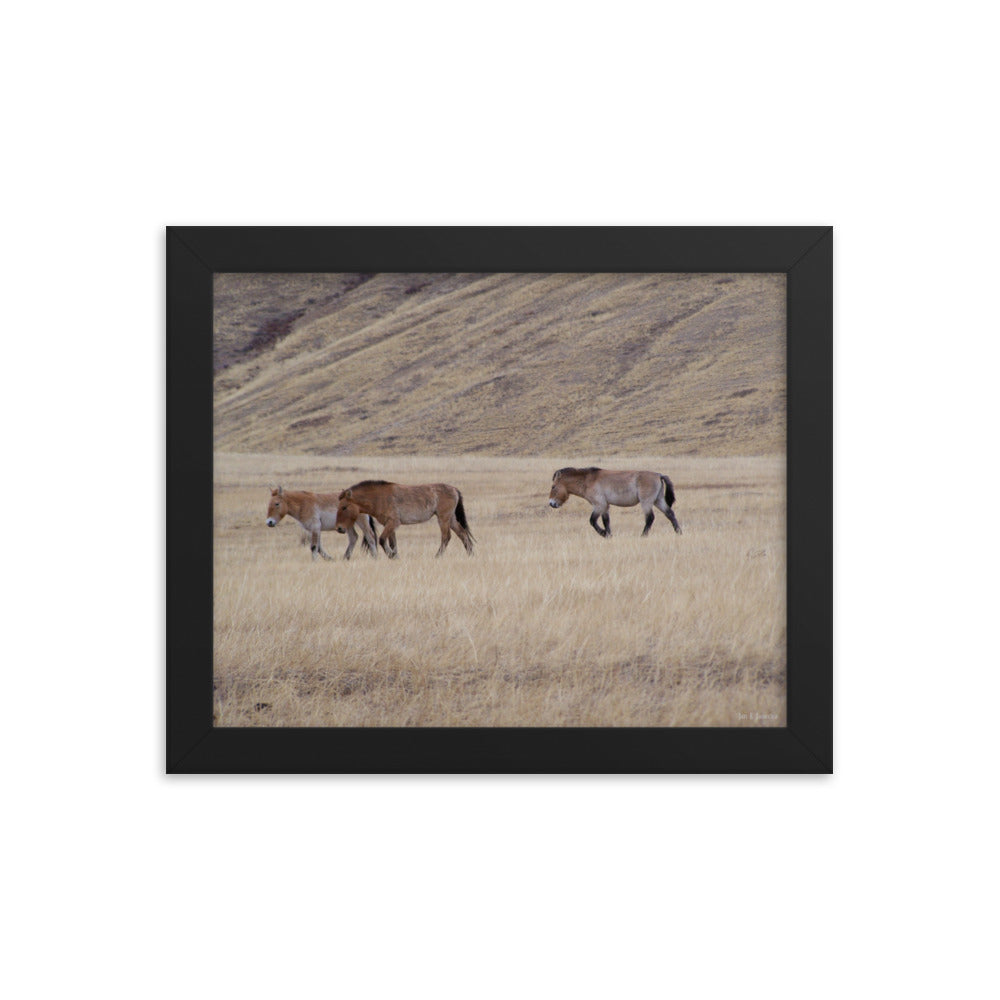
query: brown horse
548 467 681 538
265 487 378 560
331 500 384 554
337 480 475 558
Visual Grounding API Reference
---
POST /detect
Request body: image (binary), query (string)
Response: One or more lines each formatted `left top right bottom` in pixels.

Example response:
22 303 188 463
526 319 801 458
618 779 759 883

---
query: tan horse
548 467 681 538
331 501 380 553
265 487 378 560
337 480 475 558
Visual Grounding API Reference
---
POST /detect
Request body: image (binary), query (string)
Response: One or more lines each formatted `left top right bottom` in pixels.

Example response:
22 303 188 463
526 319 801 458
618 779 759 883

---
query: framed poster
167 226 832 773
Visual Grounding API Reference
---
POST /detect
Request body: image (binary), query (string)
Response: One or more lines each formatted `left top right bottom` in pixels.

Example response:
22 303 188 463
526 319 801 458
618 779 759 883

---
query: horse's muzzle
548 500 560 508
266 518 276 527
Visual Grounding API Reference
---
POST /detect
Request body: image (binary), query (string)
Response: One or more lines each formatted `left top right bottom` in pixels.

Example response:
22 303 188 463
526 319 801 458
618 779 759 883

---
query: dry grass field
214 453 785 727
212 271 786 727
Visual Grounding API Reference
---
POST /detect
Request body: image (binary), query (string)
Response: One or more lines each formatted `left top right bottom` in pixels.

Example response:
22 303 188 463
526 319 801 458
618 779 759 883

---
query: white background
4 3 996 998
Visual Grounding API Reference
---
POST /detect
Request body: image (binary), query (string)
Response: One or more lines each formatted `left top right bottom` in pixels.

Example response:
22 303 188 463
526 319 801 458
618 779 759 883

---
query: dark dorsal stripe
349 479 393 489
553 466 603 480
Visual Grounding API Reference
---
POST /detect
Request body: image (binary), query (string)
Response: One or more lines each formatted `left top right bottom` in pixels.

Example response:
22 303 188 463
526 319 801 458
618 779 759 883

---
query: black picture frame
168 226 832 774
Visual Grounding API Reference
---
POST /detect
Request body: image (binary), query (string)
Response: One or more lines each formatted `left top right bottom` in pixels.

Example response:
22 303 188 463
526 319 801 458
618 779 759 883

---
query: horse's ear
342 488 352 499
278 485 284 497
552 470 561 481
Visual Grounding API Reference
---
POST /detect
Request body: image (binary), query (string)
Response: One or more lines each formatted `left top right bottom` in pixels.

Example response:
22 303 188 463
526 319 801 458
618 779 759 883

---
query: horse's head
266 486 287 527
548 476 569 508
336 497 360 531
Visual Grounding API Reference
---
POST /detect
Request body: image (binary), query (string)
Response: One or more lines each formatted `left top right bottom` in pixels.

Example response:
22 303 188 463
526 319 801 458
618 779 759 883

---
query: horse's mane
553 466 603 480
349 479 393 489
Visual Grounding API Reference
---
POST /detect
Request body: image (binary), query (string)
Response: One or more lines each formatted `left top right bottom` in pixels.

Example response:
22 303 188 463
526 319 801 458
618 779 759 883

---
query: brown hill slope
213 272 785 457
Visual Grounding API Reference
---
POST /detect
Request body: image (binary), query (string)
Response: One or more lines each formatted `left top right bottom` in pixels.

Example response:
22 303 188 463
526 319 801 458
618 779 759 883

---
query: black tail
660 474 676 508
364 515 378 553
455 491 475 542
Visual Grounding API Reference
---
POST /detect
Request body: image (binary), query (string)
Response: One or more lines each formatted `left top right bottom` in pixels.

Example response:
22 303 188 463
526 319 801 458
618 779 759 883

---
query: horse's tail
660 474 676 508
454 490 475 543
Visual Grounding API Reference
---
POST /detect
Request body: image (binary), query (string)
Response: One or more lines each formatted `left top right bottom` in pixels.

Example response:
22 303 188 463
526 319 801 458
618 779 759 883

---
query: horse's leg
435 512 451 557
641 502 655 536
379 518 400 558
589 503 610 537
654 491 682 534
654 496 681 533
380 525 398 558
343 524 358 559
311 529 333 561
450 516 474 555
446 491 474 555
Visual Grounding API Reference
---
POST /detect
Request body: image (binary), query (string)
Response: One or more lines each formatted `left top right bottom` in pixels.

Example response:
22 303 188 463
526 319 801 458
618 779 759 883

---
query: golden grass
214 453 785 727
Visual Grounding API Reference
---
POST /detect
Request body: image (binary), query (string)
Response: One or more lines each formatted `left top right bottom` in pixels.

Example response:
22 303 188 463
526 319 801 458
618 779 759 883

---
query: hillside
213 272 785 457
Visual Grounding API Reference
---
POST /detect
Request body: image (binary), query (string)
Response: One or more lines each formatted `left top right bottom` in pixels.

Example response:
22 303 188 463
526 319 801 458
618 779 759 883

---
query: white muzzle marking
266 518 276 527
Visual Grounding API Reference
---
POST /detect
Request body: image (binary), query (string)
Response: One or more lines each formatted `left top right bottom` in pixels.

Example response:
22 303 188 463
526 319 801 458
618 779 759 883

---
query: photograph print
212 270 787 729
